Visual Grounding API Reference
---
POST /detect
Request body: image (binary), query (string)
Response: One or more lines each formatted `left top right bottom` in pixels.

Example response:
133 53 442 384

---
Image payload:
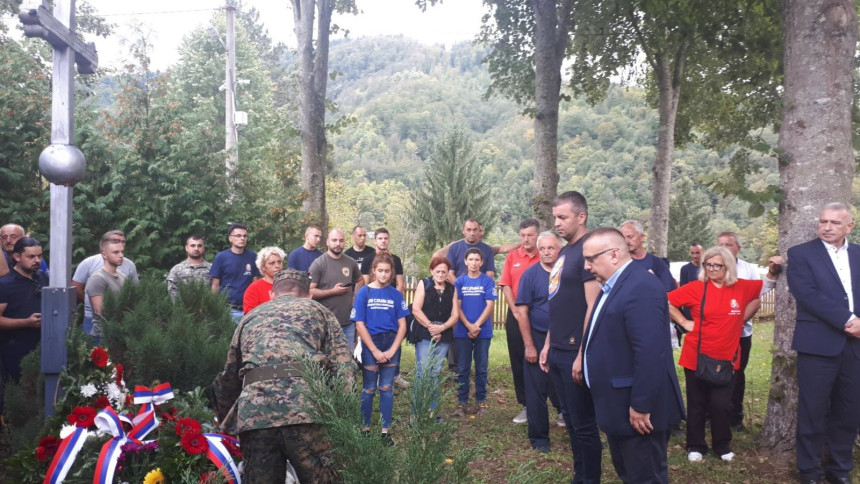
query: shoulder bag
694 282 735 386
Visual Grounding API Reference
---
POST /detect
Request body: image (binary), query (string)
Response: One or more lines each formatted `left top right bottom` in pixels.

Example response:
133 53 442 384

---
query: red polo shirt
499 247 540 301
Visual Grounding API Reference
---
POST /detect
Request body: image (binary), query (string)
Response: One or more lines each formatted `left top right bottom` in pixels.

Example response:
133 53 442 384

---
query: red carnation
222 438 242 459
125 394 134 405
199 472 217 484
175 417 202 436
67 406 97 428
89 347 109 368
94 395 111 409
181 430 209 455
35 435 61 462
114 363 124 385
160 411 176 422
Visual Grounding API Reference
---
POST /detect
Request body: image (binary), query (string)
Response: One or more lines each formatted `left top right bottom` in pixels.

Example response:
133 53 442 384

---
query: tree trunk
531 1 571 229
760 0 856 452
292 0 329 227
647 56 681 257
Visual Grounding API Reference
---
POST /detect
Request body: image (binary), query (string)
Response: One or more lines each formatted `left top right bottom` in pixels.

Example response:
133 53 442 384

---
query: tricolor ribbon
129 383 174 440
203 433 241 484
43 427 88 484
93 407 133 484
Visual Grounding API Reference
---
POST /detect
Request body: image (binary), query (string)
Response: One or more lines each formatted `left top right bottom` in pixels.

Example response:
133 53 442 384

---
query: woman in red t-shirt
243 246 286 314
668 246 762 464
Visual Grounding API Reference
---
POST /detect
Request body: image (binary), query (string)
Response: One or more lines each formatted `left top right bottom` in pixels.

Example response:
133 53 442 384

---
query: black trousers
796 344 860 481
684 368 734 455
730 335 752 424
505 309 526 406
524 329 561 449
607 430 670 484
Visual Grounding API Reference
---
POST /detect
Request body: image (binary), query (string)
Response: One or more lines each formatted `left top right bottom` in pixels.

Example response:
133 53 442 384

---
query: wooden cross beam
18 4 98 74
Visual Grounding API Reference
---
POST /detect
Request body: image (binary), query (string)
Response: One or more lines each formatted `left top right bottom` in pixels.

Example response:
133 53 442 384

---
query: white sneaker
720 452 734 462
512 407 527 424
687 451 703 462
556 412 566 427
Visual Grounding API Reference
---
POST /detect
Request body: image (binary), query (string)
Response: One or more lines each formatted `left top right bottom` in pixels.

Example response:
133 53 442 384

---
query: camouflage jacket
166 260 212 300
213 294 356 434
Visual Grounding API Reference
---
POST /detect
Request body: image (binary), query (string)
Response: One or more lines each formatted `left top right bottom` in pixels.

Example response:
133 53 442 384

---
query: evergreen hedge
100 276 235 393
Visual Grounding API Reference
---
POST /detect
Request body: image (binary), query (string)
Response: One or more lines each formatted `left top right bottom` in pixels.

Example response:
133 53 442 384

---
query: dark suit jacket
583 263 685 437
787 238 860 357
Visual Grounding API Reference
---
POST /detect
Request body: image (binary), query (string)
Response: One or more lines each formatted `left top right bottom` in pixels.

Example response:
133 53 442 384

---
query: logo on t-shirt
729 298 741 315
342 267 350 277
548 255 565 300
244 263 252 276
350 308 356 319
491 286 498 297
401 300 408 311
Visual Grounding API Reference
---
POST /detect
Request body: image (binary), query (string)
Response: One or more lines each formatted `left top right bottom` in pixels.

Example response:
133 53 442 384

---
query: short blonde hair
256 246 286 272
698 246 738 286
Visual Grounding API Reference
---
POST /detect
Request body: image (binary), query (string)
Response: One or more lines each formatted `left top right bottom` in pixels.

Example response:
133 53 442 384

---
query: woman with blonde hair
668 246 762 463
242 246 286 314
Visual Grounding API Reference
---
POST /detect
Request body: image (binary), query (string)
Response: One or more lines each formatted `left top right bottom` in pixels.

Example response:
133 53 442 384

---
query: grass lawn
387 320 860 483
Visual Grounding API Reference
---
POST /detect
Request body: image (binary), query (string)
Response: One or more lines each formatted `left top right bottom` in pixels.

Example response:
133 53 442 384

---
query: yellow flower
143 468 165 484
444 458 454 464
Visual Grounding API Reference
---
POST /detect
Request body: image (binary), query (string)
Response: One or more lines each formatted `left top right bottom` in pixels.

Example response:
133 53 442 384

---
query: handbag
694 282 735 386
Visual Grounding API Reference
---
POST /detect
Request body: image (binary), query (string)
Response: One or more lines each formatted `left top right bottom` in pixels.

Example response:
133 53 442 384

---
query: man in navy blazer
581 228 684 484
787 202 860 484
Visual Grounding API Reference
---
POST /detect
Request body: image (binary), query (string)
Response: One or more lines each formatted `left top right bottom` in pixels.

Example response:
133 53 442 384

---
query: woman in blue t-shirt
453 248 497 418
351 253 409 444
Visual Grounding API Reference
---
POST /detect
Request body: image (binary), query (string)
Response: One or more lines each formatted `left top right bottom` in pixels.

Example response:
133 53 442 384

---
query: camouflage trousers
239 424 340 483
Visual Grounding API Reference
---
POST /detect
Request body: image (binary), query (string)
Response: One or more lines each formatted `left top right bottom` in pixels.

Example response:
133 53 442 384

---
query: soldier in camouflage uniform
213 269 356 484
166 235 212 300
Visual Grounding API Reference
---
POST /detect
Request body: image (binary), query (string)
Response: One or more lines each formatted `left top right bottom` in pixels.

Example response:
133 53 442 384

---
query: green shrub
300 347 477 483
100 276 235 392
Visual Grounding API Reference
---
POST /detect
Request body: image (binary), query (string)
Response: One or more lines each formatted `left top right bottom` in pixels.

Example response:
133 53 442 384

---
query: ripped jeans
360 331 401 429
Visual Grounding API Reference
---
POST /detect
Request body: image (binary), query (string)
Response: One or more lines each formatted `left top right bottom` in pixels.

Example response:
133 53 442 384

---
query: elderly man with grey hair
618 220 676 292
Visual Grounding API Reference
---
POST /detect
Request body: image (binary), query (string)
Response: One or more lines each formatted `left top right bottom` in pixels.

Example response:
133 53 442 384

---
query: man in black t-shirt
540 191 602 483
360 228 405 294
344 225 375 273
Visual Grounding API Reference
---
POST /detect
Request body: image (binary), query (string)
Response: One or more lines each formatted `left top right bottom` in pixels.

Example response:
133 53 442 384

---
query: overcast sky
77 0 486 71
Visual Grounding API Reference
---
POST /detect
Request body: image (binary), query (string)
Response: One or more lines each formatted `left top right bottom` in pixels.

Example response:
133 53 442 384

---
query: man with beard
166 235 212 300
0 237 48 414
309 229 364 349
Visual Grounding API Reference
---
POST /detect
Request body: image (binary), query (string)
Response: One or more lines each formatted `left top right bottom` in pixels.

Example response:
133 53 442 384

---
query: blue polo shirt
515 263 551 333
449 240 496 276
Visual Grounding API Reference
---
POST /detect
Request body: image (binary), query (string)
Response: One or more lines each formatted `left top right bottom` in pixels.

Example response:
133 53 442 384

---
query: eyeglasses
584 248 618 264
704 263 725 271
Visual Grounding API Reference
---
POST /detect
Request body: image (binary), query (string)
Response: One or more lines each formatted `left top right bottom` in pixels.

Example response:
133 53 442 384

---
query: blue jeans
456 337 491 404
548 348 602 484
360 331 401 429
414 338 450 409
342 323 356 351
230 309 244 324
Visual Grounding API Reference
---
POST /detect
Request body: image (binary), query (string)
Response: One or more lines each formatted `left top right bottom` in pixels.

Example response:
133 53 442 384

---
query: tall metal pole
19 0 96 416
225 2 237 186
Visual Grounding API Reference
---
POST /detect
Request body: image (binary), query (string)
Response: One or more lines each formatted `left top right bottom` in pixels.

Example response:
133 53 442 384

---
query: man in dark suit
787 202 860 484
581 228 685 484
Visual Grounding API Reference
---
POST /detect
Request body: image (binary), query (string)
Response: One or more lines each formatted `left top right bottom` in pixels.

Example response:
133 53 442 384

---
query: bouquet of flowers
11 347 242 484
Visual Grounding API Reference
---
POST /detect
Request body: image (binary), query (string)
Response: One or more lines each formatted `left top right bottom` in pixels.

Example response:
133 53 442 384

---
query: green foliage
299 349 476 483
412 128 494 250
667 179 713 260
100 276 234 392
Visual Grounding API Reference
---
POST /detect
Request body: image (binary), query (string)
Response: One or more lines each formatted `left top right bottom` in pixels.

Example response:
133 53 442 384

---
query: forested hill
324 36 778 262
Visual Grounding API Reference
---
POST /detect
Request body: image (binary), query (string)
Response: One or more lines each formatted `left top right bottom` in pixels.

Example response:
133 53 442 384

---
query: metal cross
18 0 98 416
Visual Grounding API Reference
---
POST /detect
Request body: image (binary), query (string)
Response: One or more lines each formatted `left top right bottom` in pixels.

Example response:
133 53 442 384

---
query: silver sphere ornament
39 144 86 186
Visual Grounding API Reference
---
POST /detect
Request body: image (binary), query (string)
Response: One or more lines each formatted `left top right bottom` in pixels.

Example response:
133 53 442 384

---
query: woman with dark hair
351 253 409 444
411 256 459 412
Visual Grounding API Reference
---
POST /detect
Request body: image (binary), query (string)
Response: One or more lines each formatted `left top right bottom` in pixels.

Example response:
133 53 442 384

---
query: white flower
106 382 123 404
80 383 98 398
59 424 77 439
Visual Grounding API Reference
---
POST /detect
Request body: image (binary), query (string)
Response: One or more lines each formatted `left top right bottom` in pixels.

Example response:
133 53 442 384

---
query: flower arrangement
8 346 241 484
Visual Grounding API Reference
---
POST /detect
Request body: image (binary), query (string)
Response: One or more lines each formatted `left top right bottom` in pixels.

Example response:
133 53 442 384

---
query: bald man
288 226 324 272
1 224 48 277
309 229 364 349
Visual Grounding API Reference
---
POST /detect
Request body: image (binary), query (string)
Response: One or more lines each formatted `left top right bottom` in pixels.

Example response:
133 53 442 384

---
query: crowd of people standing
3 195 859 483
